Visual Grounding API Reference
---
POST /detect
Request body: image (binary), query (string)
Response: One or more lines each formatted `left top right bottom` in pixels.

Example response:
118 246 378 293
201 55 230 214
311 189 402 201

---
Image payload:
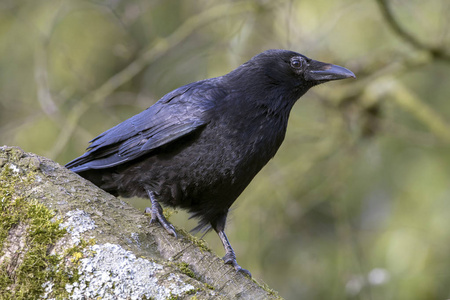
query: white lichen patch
130 232 140 247
60 209 97 245
67 243 195 300
6 163 19 173
41 281 54 299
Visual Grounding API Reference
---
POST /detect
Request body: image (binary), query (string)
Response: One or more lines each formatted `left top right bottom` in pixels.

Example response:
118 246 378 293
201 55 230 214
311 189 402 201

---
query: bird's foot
144 204 177 238
145 190 177 238
223 252 252 277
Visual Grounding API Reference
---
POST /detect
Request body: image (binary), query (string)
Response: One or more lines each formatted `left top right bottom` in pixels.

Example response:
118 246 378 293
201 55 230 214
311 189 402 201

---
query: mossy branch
0 146 282 300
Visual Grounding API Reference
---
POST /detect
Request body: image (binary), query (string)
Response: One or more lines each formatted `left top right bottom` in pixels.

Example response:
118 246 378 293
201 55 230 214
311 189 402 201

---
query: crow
66 49 355 276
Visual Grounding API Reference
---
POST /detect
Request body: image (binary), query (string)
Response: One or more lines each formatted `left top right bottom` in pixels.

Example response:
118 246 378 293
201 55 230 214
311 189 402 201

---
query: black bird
66 49 355 276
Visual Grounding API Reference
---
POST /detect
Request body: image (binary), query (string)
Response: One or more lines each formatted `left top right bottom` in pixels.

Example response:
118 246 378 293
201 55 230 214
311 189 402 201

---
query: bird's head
224 49 355 115
249 49 355 92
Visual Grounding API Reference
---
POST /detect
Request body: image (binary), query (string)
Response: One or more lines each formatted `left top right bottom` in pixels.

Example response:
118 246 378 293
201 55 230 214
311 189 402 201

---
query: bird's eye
290 58 303 69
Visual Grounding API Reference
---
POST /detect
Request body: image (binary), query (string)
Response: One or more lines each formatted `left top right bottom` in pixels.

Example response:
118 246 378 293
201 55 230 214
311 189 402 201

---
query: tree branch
0 146 282 299
375 0 450 61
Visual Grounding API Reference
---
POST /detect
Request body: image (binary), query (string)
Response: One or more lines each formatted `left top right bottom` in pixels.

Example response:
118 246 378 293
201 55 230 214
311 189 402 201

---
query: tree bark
0 146 282 300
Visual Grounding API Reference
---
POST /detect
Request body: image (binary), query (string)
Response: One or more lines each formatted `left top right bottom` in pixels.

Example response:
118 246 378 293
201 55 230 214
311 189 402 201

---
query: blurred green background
2 0 450 299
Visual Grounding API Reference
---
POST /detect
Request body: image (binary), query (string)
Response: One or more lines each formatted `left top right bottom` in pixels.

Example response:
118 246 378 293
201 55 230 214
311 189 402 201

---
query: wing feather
66 82 214 172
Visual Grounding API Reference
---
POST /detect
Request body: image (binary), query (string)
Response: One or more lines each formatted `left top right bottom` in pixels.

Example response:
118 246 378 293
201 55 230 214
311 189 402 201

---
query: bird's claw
144 206 177 238
223 253 252 277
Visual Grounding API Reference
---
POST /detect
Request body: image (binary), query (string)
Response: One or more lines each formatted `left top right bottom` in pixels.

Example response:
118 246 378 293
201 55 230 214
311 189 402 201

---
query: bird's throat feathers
224 62 307 120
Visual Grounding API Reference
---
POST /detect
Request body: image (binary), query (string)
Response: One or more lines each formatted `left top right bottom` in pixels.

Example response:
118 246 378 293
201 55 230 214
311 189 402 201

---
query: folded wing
66 82 213 172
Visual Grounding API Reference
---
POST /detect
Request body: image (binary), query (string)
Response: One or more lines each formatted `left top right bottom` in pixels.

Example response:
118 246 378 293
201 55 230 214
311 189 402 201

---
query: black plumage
66 49 355 276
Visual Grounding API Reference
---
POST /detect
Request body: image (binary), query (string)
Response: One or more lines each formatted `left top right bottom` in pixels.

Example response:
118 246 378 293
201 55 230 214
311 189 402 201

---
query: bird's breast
205 111 288 178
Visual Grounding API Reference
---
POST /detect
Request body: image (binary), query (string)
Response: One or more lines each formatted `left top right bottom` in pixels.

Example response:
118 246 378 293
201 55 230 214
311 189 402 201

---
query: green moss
0 164 32 247
163 207 178 220
204 283 214 290
175 261 197 279
185 288 200 295
0 163 90 299
167 294 180 300
177 228 211 253
7 147 25 162
167 260 200 281
256 279 283 299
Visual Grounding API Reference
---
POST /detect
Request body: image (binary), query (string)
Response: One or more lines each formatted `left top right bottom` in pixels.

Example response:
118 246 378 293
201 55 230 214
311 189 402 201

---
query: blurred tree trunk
0 146 282 300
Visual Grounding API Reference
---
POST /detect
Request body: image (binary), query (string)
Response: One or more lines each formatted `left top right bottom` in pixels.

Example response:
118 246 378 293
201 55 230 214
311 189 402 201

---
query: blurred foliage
1 0 450 299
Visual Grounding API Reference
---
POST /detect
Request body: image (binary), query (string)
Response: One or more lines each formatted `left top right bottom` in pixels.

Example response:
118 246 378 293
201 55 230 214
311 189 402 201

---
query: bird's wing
66 82 215 172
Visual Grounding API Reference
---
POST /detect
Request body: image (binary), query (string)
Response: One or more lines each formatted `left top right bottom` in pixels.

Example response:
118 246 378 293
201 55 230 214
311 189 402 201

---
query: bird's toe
161 222 177 238
145 206 177 238
222 254 251 277
236 266 252 278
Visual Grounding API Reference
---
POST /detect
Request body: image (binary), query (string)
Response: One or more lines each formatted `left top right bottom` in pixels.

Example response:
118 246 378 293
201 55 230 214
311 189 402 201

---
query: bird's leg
217 230 251 277
145 189 177 238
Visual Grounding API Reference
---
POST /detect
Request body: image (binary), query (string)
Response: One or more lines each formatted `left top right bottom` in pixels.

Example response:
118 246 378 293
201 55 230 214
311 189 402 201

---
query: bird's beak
305 59 355 82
